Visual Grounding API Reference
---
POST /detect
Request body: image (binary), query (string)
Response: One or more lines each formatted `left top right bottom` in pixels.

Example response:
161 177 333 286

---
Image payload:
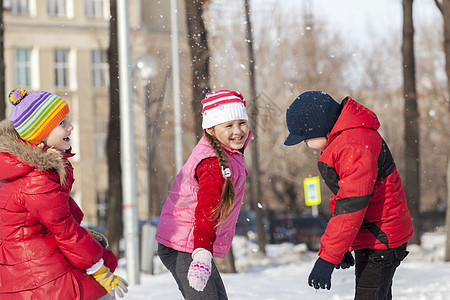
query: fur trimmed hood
0 119 67 183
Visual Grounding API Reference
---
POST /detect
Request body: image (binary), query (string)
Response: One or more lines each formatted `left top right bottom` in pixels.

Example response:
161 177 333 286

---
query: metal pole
170 0 184 172
145 85 152 221
140 83 155 274
116 0 140 285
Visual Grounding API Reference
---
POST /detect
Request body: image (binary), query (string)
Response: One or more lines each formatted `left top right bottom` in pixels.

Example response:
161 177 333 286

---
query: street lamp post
170 0 184 173
116 0 140 285
133 54 158 274
133 54 158 220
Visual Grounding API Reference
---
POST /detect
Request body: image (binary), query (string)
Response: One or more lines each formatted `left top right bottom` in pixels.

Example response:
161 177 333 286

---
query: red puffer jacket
317 98 413 264
0 120 114 299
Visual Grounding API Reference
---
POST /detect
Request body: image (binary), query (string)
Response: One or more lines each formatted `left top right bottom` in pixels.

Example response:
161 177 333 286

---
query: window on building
54 48 69 88
97 192 107 229
15 48 32 87
95 119 107 160
70 107 80 163
85 0 104 19
91 49 109 88
47 0 66 17
9 0 30 15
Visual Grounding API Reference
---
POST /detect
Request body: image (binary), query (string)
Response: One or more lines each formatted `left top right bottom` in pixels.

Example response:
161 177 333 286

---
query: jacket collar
0 120 67 183
328 97 380 145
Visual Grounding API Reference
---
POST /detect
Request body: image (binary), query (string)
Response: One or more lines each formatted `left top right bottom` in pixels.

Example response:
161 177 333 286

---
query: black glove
335 251 354 269
308 258 335 290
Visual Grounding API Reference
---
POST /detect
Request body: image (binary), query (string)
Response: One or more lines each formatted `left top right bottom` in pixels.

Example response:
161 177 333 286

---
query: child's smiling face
206 119 249 150
43 115 74 150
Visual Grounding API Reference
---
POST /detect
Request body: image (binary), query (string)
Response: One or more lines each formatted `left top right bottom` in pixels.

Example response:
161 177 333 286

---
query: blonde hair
204 130 236 227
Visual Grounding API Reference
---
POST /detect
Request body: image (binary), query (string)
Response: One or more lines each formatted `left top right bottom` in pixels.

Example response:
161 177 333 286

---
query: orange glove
92 264 128 298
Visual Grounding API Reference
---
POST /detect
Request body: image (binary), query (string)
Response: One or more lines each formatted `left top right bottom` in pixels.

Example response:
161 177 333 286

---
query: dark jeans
157 243 228 300
354 243 409 300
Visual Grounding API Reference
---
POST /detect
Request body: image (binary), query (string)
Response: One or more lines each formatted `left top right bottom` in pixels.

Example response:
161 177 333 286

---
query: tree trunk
0 0 5 121
435 0 450 112
213 250 236 274
434 0 450 261
185 0 210 140
445 0 450 113
185 0 237 273
402 0 421 245
244 0 266 255
446 156 450 261
105 0 123 256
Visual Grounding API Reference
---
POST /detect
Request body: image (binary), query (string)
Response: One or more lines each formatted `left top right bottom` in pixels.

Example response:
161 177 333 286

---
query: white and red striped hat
201 90 248 129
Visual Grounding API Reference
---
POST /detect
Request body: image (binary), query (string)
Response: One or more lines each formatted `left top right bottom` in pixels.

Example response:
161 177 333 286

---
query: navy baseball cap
284 91 342 146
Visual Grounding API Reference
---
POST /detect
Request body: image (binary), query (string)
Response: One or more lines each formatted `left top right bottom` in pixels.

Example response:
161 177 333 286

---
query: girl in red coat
284 91 413 300
0 88 128 300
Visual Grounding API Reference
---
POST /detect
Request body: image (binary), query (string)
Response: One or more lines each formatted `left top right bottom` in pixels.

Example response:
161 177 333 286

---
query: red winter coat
0 120 115 300
317 98 413 264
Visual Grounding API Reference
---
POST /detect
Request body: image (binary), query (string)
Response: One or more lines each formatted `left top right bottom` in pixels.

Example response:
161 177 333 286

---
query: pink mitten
187 248 212 292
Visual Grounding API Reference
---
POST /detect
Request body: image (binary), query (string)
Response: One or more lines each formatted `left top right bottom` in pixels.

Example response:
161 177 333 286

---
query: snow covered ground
116 229 450 299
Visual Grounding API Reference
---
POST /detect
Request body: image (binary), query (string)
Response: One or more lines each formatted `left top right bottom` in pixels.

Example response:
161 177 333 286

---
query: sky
116 230 450 299
302 0 439 47
209 0 443 90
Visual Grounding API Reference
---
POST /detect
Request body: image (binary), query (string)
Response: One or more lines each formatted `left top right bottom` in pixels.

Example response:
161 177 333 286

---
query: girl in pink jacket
156 90 251 299
0 88 127 300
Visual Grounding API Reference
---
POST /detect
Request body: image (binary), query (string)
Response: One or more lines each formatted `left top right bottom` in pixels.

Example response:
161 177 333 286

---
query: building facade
3 0 190 226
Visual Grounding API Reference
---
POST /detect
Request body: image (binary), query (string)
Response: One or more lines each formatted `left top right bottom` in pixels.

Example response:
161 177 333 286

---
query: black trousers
354 243 409 300
157 243 228 300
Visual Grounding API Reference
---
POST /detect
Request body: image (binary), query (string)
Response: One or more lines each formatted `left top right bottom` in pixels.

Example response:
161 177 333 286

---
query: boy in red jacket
284 91 413 300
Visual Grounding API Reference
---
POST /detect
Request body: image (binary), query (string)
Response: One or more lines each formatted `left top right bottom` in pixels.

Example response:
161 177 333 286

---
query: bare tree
447 159 450 261
185 0 211 140
145 69 171 218
434 0 450 113
184 0 237 273
244 0 266 255
251 4 352 217
402 0 421 245
206 1 353 219
105 0 123 256
433 0 450 260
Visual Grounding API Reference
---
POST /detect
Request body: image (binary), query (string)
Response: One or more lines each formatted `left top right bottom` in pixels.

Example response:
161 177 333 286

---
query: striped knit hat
9 88 70 145
201 90 248 129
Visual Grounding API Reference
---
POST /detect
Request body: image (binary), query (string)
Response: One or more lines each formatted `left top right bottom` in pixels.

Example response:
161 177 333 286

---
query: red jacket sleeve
68 196 118 271
193 157 224 253
319 144 378 264
69 196 84 224
23 174 103 270
102 248 118 272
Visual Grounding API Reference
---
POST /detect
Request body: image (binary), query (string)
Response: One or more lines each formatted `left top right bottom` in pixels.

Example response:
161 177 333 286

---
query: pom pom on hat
9 88 28 106
201 90 248 129
9 88 70 145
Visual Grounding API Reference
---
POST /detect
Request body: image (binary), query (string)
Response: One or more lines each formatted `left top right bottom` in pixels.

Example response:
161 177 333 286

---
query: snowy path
117 231 450 299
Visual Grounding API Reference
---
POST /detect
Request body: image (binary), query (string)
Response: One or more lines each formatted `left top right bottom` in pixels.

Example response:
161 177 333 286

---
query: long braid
204 130 236 227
